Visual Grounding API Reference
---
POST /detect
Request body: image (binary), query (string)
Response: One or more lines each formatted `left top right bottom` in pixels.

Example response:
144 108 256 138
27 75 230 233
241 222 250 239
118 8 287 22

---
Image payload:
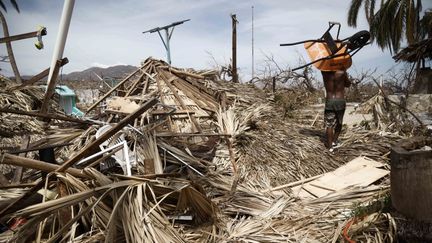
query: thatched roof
0 58 404 242
393 38 432 63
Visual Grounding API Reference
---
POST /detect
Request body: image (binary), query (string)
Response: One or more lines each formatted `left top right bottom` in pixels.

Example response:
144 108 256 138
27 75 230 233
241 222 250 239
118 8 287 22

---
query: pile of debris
0 58 402 242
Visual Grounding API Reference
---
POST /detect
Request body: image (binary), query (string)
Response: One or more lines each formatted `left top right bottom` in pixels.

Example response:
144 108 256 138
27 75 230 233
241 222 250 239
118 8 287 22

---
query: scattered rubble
0 58 409 242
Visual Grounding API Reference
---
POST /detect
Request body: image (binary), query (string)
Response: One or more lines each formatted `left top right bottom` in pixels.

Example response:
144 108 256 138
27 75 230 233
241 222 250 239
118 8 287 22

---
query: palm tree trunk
0 10 22 83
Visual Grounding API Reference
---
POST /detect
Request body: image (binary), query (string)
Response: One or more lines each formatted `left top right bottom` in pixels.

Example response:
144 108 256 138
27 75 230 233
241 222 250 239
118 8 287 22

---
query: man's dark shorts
324 98 346 128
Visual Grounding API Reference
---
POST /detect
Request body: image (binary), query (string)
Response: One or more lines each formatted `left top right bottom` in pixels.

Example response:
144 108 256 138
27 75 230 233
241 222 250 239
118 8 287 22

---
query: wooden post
0 10 22 83
231 14 239 83
272 77 276 93
40 59 63 114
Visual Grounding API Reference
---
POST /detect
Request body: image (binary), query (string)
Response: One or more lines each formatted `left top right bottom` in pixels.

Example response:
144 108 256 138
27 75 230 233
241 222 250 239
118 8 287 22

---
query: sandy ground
307 102 373 128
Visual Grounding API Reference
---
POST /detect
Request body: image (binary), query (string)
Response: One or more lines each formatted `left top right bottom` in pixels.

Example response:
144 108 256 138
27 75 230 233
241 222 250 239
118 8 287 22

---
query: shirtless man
322 70 350 151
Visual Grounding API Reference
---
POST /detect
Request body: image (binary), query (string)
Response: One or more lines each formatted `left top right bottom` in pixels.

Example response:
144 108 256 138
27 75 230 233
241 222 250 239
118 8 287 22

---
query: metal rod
165 28 172 64
76 142 124 166
142 19 190 65
251 6 255 80
159 147 204 176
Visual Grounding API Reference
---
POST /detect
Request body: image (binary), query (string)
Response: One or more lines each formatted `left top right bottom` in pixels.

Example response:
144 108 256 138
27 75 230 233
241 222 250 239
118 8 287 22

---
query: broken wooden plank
291 156 389 200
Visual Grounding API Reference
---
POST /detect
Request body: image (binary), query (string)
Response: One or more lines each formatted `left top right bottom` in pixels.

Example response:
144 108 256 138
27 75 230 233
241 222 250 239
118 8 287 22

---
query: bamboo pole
1 154 89 178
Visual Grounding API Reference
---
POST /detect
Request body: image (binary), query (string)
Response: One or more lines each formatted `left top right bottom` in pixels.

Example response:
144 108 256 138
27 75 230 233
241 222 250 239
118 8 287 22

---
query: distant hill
15 65 138 90
62 65 137 81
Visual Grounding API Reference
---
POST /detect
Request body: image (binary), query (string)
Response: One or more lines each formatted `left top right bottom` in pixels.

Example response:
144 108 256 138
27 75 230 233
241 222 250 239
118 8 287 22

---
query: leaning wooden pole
0 10 22 83
231 14 238 83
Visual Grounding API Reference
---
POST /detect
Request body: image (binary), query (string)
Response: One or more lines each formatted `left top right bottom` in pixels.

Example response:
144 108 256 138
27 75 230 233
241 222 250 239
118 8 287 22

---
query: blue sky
1 0 431 81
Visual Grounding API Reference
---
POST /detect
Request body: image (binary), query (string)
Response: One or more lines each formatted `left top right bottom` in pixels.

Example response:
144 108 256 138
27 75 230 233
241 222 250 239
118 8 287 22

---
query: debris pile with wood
0 58 401 242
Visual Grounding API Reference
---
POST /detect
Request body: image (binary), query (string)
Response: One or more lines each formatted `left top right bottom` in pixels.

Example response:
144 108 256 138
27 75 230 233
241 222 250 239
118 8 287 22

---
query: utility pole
143 19 190 65
231 14 238 83
251 6 255 81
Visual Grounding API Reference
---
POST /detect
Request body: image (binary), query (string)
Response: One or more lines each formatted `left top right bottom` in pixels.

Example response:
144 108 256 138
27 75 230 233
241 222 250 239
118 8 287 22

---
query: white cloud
90 62 128 69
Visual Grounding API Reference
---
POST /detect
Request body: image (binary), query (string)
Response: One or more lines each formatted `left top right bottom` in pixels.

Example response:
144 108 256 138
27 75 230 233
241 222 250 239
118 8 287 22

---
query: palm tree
0 0 21 82
347 0 428 53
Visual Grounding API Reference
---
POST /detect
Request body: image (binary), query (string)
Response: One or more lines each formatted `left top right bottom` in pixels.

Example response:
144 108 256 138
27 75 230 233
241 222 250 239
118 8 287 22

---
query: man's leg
324 110 336 149
333 109 345 143
326 127 334 149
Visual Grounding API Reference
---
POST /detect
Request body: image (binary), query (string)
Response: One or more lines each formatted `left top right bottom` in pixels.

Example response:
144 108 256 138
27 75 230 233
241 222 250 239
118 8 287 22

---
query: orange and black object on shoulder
280 22 370 72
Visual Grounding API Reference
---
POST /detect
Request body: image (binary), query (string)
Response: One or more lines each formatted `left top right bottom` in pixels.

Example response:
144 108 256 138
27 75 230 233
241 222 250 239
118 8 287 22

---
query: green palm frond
0 0 20 13
348 0 426 53
348 0 364 27
419 9 432 38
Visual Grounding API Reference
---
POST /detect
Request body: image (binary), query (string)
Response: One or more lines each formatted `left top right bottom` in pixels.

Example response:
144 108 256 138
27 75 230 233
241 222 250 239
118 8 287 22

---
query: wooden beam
18 58 69 88
40 59 63 114
12 135 30 183
0 30 46 43
160 66 205 79
2 154 89 179
0 108 93 124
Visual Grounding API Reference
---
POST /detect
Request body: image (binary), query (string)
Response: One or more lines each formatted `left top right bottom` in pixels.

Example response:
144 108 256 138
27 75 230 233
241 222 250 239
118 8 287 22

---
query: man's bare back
322 70 349 98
